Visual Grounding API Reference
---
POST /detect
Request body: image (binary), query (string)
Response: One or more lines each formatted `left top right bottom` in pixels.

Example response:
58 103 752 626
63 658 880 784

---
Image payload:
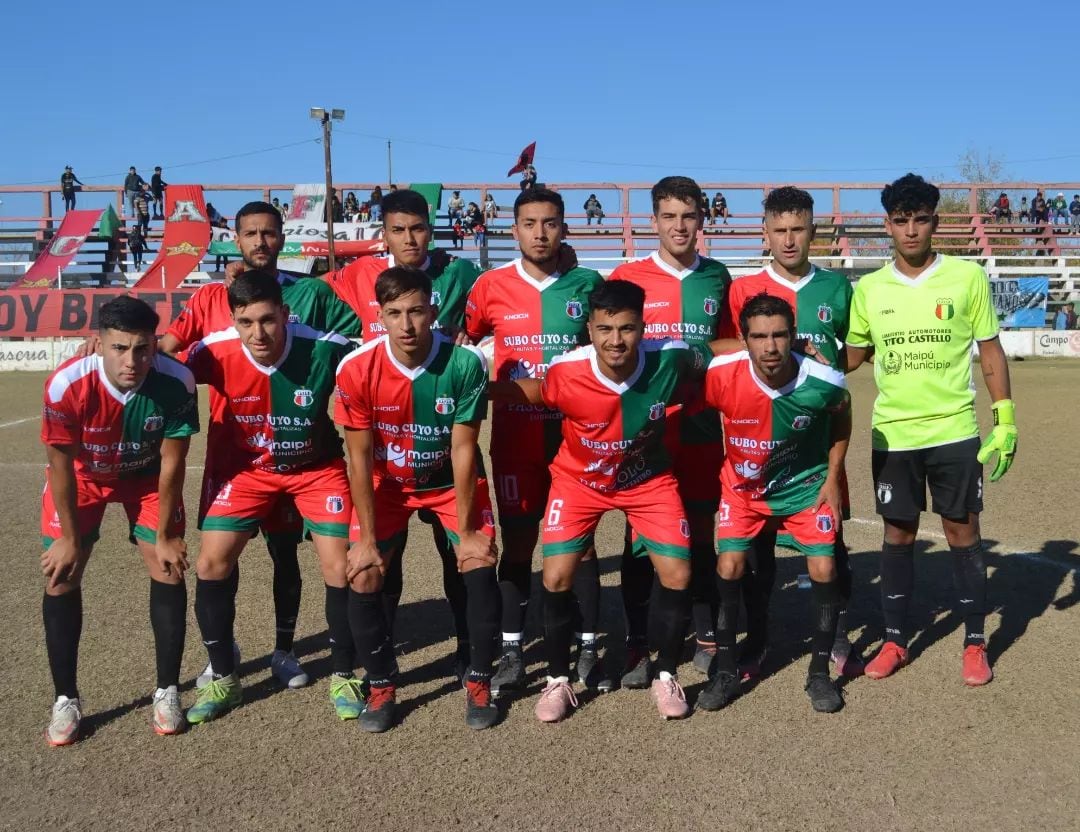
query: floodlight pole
320 112 337 271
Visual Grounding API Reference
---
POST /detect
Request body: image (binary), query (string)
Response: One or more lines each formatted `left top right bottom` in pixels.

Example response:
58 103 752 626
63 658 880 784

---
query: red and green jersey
541 339 701 493
187 323 354 474
722 265 853 369
334 333 488 492
705 352 848 515
326 254 481 339
41 353 198 482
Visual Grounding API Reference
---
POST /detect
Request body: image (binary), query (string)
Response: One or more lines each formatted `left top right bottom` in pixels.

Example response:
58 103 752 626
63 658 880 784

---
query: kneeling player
184 272 359 724
335 266 500 733
492 280 696 722
700 293 850 714
40 296 198 745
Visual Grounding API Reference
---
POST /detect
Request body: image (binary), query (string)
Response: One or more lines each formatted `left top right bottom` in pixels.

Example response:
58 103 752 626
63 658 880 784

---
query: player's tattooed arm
41 444 85 589
344 428 384 582
487 379 543 405
976 336 1012 402
155 436 190 580
451 421 497 571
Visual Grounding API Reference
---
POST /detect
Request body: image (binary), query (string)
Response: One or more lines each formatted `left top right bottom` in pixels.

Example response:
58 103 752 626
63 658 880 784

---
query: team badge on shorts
566 299 584 320
817 304 833 323
792 414 812 430
326 495 345 514
293 388 314 407
876 481 893 505
679 518 691 538
435 397 456 415
816 512 834 534
144 415 164 432
649 401 665 421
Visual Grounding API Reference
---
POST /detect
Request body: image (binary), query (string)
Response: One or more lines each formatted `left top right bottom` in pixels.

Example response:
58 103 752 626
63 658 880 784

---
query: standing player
166 200 360 691
491 280 695 722
611 175 732 683
700 293 850 713
335 266 501 732
464 188 605 697
183 272 359 724
714 186 862 678
845 173 1017 686
40 296 198 745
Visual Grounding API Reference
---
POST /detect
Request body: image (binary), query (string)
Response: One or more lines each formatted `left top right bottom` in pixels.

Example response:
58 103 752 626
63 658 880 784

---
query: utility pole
387 140 393 188
310 107 345 271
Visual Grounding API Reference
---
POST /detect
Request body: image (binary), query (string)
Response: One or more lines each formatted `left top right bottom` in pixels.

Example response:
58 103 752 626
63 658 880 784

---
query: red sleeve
333 358 372 430
464 274 492 341
539 362 562 409
40 378 81 446
719 281 741 339
184 340 217 386
325 260 364 315
166 284 211 349
703 363 725 413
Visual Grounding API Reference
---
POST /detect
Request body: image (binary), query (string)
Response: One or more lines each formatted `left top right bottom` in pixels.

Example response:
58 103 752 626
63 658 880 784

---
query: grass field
1 361 1077 831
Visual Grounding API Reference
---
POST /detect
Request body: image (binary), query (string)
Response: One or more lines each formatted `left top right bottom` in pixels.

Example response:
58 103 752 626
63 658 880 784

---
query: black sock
498 559 531 643
572 556 600 647
382 552 403 634
43 590 82 699
951 543 987 647
880 542 915 646
266 536 301 653
324 585 353 676
714 576 741 675
620 538 653 647
542 588 575 679
810 579 842 676
149 580 186 689
347 589 394 684
463 567 499 680
195 576 237 676
690 543 718 645
744 531 777 647
650 585 690 676
834 533 853 605
436 533 470 652
227 561 240 598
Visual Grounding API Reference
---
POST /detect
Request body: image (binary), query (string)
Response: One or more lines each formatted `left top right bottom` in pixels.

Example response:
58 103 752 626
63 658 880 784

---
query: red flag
506 141 536 177
11 209 103 288
132 185 211 289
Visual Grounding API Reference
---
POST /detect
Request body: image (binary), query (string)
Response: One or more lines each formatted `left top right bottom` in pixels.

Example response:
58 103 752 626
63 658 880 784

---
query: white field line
0 416 37 429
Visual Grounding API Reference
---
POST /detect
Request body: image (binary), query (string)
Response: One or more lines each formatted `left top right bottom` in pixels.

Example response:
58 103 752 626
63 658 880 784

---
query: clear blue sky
2 1 1078 218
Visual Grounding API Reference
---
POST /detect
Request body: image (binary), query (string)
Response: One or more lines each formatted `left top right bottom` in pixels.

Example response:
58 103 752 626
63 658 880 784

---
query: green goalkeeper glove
977 399 1018 482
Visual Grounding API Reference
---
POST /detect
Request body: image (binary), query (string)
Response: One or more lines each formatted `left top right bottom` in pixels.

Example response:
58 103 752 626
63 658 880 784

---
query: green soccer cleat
329 675 365 720
186 673 242 724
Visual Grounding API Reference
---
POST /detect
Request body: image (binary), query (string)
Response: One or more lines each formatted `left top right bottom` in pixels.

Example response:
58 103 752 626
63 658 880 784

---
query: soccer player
490 280 696 721
166 200 360 691
845 173 1017 686
335 266 500 732
40 296 198 745
464 188 606 697
714 186 862 679
611 175 732 684
183 271 359 724
699 293 850 713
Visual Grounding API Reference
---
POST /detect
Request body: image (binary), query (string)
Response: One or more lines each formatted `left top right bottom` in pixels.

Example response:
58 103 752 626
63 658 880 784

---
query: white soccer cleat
151 686 186 735
45 696 82 747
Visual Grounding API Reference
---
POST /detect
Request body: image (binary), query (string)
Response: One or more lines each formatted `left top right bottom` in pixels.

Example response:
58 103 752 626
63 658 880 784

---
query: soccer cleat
329 675 365 720
534 677 578 723
151 686 186 735
464 678 499 730
359 684 396 733
692 642 718 676
805 673 844 713
620 646 652 689
575 647 614 692
962 644 993 686
650 672 689 720
830 640 865 678
738 642 768 682
490 646 525 699
271 650 309 689
697 670 741 711
186 673 242 724
196 641 241 690
865 642 909 680
45 696 81 747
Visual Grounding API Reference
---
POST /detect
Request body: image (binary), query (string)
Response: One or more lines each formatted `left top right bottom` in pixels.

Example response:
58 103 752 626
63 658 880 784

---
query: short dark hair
651 176 703 214
514 187 564 221
99 295 159 334
589 279 644 318
228 270 283 311
738 292 795 339
764 186 814 217
234 201 283 232
381 189 430 221
375 265 432 306
881 173 940 215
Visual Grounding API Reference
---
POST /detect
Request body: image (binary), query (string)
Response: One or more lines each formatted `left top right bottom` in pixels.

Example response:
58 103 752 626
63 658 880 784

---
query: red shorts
199 459 351 539
199 464 304 542
350 478 496 552
41 471 184 547
490 407 562 524
715 496 837 558
541 472 690 559
673 440 724 513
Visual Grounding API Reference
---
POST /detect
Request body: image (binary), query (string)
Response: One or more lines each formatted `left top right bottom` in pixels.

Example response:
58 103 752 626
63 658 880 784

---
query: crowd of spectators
990 189 1080 232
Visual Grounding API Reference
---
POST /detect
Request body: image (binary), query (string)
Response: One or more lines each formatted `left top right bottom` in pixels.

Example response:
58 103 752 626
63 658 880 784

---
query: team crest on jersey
293 388 314 407
565 299 584 320
734 460 763 480
882 350 903 375
816 513 834 534
648 401 666 421
143 415 164 432
325 495 345 514
817 304 833 323
876 482 893 505
792 414 812 430
435 397 456 415
703 297 718 316
431 290 442 307
679 519 691 538
935 298 955 320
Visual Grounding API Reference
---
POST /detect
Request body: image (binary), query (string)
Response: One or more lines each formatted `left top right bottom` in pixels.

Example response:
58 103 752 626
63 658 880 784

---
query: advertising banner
991 277 1048 328
0 289 193 337
131 186 211 289
1033 330 1080 357
10 209 104 288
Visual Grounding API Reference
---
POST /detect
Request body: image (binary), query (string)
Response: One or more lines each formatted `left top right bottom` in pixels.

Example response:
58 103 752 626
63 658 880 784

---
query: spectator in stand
1053 192 1068 225
369 186 383 222
483 191 498 224
127 223 147 271
344 191 359 222
133 191 151 233
150 166 168 219
359 200 371 222
60 166 83 212
520 162 537 192
124 166 148 217
711 192 729 224
451 217 465 250
1070 194 1080 234
1032 190 1048 224
699 191 710 220
206 202 223 227
272 197 283 217
447 190 465 226
465 201 485 246
1019 196 1030 223
213 214 230 272
331 190 344 223
281 201 290 218
1055 302 1076 330
989 192 1011 223
584 193 605 225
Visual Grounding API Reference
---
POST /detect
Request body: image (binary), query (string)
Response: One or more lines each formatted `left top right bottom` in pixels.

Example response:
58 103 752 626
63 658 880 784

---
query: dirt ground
1 360 1077 832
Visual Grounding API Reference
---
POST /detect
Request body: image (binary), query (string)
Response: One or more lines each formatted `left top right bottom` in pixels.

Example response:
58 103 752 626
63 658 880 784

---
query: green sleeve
163 387 199 439
454 346 489 424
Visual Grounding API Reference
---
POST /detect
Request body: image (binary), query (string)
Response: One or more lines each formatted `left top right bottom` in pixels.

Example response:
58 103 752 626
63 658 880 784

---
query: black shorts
871 437 983 522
